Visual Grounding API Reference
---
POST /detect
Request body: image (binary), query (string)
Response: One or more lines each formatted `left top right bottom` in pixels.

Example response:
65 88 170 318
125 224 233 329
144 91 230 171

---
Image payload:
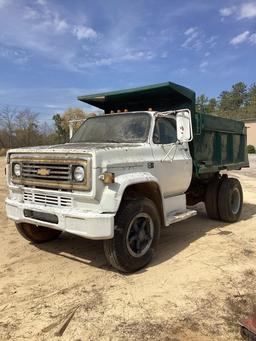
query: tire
16 223 62 243
205 178 221 220
217 178 243 223
103 198 161 273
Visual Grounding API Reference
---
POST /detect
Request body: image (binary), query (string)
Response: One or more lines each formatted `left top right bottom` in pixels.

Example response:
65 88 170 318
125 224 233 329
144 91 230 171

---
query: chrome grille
21 162 71 182
11 158 90 191
24 190 72 207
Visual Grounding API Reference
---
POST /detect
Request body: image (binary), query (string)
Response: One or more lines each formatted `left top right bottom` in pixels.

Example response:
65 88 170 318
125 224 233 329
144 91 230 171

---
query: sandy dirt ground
0 155 256 341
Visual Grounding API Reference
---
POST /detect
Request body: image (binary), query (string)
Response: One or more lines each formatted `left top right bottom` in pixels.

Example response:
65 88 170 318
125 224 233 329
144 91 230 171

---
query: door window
153 117 177 144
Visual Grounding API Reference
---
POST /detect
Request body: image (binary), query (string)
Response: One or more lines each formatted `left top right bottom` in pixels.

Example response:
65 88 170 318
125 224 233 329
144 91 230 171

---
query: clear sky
0 0 256 120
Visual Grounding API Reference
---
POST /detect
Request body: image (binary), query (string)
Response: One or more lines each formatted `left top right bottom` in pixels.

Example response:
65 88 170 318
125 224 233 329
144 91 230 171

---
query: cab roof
78 81 195 114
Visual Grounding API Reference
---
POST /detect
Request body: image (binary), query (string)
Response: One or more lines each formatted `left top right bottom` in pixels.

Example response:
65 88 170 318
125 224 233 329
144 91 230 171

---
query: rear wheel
103 198 160 273
205 178 221 220
217 178 243 223
16 223 62 243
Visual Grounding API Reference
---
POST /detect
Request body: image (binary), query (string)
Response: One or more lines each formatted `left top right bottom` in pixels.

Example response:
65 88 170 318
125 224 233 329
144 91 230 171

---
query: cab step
166 209 197 226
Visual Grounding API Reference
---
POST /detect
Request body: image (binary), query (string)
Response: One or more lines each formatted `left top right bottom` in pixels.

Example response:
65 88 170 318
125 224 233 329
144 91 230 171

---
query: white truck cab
5 110 196 272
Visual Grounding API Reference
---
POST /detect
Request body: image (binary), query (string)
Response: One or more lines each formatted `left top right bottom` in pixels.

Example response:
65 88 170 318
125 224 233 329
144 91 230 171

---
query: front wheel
16 223 62 243
103 198 160 273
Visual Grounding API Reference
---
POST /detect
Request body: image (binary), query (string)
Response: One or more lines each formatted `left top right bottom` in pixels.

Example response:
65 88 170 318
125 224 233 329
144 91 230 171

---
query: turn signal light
99 172 115 184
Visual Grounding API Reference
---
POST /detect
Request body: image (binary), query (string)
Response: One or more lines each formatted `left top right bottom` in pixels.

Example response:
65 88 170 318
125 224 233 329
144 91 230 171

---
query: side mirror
176 109 193 143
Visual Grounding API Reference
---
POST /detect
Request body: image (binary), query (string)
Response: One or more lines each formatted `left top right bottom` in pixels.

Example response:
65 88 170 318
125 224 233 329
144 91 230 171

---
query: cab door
150 116 192 197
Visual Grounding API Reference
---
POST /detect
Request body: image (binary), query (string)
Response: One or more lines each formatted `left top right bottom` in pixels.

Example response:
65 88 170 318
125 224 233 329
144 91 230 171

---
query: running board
166 209 197 226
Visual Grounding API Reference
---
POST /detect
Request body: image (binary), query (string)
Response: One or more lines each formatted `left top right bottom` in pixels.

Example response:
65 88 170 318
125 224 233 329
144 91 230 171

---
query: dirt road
0 156 256 340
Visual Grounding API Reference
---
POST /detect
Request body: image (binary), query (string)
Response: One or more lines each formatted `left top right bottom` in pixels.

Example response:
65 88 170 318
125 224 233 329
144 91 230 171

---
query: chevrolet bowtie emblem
37 168 50 176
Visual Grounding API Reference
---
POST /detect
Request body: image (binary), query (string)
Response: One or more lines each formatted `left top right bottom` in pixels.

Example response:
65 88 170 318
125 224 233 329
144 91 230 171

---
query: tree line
0 106 92 155
0 106 54 151
196 82 256 119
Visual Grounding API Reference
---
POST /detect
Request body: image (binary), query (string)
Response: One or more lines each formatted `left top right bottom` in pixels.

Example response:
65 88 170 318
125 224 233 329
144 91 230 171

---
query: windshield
70 113 151 143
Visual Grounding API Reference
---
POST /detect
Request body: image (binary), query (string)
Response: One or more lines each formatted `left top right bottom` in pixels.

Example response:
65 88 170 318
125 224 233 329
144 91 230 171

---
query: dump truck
5 82 249 272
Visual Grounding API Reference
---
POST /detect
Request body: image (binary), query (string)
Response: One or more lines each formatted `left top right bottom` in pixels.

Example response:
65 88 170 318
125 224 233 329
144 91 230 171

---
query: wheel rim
231 187 241 215
126 213 154 258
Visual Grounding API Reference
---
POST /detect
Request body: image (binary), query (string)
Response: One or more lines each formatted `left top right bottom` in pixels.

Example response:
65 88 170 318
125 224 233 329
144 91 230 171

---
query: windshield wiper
104 139 121 143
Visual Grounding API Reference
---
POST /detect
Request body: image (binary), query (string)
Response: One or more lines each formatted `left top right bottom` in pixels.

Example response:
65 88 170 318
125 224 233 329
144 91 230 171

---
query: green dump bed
191 113 248 177
78 81 249 176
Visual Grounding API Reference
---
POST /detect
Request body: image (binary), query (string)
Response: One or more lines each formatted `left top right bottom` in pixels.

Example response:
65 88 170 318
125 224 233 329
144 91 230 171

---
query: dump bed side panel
190 113 249 177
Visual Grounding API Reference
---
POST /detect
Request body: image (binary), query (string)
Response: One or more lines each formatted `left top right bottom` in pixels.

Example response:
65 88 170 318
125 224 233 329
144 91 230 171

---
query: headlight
73 166 85 182
13 163 21 177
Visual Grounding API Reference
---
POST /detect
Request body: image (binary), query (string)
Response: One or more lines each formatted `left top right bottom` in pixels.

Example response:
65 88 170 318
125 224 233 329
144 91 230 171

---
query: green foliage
196 95 217 113
53 113 66 143
207 98 217 113
247 145 256 154
230 82 247 110
52 108 92 144
197 82 256 120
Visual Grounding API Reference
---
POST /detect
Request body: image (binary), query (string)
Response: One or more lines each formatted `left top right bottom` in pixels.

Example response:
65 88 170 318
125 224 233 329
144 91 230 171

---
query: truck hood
8 142 144 154
7 143 152 169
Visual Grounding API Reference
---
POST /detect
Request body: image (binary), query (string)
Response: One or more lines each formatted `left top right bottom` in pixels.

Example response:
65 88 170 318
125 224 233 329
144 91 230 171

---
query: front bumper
5 198 115 240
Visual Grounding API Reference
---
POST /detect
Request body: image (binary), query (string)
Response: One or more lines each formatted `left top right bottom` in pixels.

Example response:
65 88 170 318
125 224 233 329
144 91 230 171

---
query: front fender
99 172 162 213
